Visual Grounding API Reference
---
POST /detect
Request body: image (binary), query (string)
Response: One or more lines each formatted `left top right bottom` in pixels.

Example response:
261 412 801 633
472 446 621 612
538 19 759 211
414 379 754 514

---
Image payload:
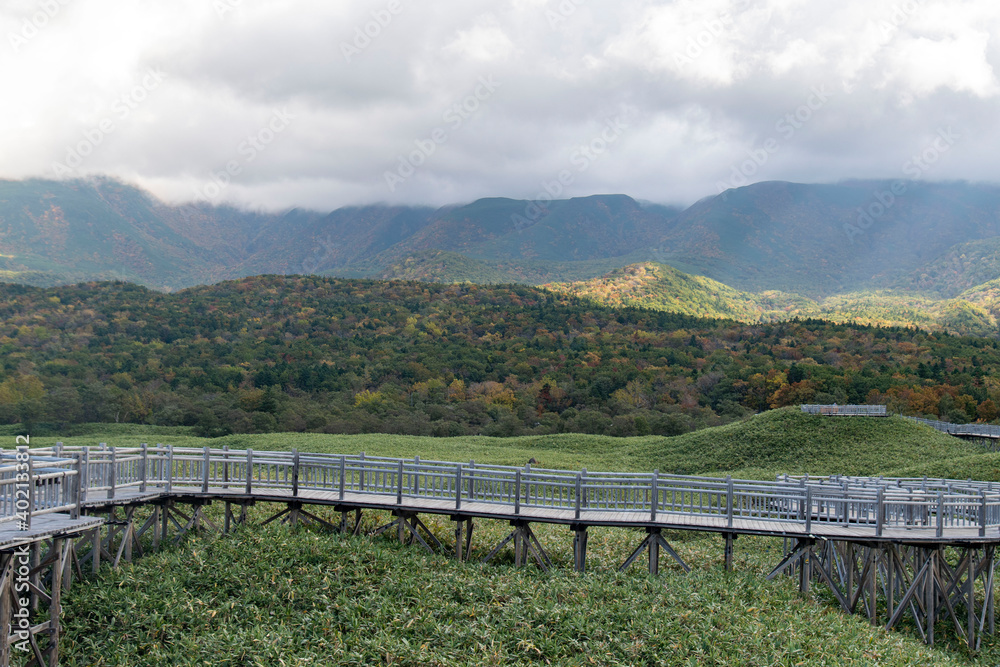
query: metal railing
800 405 888 417
902 416 1000 438
3 445 1000 539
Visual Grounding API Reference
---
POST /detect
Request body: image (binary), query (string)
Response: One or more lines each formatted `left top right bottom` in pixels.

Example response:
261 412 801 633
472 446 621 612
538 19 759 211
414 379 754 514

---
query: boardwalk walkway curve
2 443 999 662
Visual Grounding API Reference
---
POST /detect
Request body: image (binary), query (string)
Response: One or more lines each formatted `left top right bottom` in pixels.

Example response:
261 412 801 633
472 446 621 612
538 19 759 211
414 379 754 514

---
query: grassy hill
33 409 1000 666
27 408 980 479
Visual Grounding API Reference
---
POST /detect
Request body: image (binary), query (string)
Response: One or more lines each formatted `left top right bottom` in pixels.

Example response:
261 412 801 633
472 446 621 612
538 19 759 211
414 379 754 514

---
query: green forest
1 275 999 439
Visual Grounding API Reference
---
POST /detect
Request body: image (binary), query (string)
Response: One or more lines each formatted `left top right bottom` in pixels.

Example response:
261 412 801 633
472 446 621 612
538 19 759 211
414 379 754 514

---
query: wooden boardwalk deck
5 444 1000 659
163 484 997 544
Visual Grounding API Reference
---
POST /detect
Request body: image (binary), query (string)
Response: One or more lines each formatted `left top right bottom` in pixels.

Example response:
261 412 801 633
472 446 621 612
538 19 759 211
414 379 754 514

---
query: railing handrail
4 445 1000 536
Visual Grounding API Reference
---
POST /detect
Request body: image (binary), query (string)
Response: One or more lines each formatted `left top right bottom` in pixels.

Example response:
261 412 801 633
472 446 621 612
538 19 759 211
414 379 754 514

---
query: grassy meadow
12 408 1000 665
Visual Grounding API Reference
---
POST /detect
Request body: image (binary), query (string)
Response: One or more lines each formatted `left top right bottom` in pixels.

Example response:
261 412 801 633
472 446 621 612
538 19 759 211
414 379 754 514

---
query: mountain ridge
3 176 1000 336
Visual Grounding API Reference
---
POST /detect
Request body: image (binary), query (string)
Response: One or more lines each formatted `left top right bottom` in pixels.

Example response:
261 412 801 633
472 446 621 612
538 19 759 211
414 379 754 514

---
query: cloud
0 0 997 211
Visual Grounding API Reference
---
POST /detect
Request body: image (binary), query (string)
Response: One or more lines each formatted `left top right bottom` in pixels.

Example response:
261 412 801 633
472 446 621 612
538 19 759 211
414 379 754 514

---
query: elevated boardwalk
4 444 1000 661
801 404 1000 446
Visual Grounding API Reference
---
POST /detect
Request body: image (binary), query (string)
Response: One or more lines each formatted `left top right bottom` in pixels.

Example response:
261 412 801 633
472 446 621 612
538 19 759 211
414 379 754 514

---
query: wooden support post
224 501 232 534
724 533 734 571
454 518 465 562
799 541 812 594
92 526 101 573
0 554 11 667
152 505 161 551
29 542 40 611
514 524 523 568
927 549 936 645
968 547 976 650
48 539 67 666
649 528 660 575
573 526 588 573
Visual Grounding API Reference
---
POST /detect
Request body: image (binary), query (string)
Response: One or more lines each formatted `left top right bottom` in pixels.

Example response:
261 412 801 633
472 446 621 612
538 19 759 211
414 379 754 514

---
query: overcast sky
1 0 998 211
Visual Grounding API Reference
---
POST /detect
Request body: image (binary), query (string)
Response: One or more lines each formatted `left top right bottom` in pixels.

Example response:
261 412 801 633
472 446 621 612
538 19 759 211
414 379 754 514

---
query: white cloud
0 0 997 211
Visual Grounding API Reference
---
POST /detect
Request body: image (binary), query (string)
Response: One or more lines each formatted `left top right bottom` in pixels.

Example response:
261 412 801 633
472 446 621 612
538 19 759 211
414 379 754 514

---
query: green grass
25 408 981 479
55 524 958 667
20 408 1000 666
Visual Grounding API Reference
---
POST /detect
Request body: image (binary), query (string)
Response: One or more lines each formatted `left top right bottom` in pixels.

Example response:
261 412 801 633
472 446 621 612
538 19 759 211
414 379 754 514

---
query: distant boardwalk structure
2 444 1000 661
801 404 888 417
801 404 1000 446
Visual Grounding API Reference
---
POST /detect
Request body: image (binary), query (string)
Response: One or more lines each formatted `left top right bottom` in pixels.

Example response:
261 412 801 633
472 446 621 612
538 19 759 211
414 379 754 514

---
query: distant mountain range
3 176 1000 335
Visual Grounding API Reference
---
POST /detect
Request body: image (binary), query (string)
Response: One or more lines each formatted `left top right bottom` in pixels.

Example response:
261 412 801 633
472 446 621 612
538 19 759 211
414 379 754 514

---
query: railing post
292 449 300 497
574 473 582 520
201 447 210 493
468 460 475 500
72 452 82 519
167 445 174 493
936 490 944 538
26 456 34 530
876 487 884 537
456 465 463 511
396 459 404 505
223 445 230 489
339 456 346 501
980 491 987 537
804 487 812 533
727 475 734 529
515 470 521 515
650 470 659 521
359 452 366 492
245 449 253 495
81 446 89 503
413 455 420 495
140 443 148 493
108 446 116 500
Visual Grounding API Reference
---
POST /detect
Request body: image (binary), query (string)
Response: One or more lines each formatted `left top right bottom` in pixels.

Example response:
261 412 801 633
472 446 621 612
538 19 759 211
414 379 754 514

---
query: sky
1 0 998 212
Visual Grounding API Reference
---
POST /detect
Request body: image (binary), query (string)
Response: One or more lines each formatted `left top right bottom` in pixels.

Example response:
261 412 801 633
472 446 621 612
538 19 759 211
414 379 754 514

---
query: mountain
4 176 1000 336
655 180 1000 297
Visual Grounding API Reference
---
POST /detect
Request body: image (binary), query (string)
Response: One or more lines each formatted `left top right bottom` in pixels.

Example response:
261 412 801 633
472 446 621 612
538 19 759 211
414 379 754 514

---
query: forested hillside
1 276 998 438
